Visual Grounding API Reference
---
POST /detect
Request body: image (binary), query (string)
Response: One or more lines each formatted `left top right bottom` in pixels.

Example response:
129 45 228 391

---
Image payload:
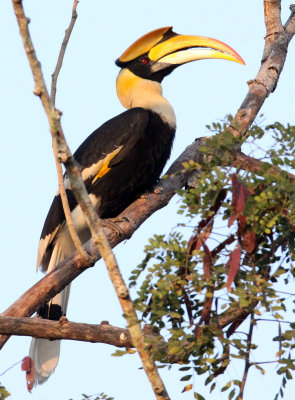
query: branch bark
0 317 133 347
229 0 293 138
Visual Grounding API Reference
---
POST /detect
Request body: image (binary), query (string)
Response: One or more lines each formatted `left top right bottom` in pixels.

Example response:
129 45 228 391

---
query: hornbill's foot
101 217 129 237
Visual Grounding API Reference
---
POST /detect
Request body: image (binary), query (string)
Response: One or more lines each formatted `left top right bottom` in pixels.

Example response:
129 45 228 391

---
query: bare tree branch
50 0 89 263
233 152 295 181
50 0 79 105
229 0 294 138
11 1 98 261
0 317 134 347
12 2 170 398
53 148 89 263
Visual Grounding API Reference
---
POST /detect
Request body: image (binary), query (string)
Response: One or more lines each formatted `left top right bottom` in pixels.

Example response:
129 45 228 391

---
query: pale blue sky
1 1 295 400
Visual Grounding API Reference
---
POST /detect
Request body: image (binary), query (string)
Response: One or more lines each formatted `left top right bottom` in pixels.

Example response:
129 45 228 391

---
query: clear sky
1 1 295 400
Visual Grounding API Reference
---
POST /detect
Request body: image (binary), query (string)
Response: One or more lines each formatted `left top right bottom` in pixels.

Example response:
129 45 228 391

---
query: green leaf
229 388 236 400
210 382 216 393
0 386 10 400
111 350 130 357
194 392 206 400
221 381 232 392
180 375 192 382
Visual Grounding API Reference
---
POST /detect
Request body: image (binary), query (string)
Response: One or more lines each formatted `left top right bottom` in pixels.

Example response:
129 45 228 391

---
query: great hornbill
29 26 244 384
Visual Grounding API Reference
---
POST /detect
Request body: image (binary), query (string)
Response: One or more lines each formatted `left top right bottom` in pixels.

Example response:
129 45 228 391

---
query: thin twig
0 359 22 377
50 0 88 263
50 0 79 105
252 359 295 365
239 314 254 400
53 151 89 263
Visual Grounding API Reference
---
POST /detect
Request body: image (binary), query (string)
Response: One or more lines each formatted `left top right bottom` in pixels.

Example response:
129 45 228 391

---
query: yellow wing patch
92 146 122 184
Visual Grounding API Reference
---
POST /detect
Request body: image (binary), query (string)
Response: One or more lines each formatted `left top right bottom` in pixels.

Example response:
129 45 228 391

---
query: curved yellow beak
149 34 245 71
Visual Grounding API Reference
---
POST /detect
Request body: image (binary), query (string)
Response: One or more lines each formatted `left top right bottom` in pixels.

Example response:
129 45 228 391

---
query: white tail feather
29 338 60 385
30 230 75 385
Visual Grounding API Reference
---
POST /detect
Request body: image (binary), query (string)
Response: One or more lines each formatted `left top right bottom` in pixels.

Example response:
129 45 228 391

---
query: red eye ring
141 57 149 64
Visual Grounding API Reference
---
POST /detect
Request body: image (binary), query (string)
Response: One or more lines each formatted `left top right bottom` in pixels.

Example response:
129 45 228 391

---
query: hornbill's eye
141 57 149 64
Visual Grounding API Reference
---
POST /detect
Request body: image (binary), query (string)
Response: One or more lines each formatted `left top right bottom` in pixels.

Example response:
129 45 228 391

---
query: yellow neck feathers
116 69 176 128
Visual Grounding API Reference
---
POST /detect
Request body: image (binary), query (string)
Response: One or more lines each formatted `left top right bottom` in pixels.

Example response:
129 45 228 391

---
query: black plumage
40 107 175 242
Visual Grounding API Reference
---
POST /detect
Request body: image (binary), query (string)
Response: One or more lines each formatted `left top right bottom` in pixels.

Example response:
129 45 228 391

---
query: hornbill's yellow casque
29 27 244 384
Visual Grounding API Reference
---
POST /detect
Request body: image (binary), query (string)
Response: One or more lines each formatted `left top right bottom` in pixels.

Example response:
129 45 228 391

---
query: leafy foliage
129 118 295 399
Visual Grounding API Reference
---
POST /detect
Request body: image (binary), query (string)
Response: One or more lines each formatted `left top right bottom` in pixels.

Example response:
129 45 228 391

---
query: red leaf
243 231 256 253
197 222 214 251
228 212 237 227
194 324 202 340
202 244 212 281
226 245 242 290
21 356 34 392
238 215 247 230
236 184 250 214
229 174 250 227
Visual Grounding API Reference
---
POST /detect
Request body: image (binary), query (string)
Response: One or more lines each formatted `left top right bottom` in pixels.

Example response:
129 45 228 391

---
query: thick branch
229 0 293 137
0 317 133 347
233 151 295 181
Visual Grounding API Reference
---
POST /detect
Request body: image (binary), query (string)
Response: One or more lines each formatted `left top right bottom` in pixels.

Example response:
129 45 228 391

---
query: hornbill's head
115 27 245 114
